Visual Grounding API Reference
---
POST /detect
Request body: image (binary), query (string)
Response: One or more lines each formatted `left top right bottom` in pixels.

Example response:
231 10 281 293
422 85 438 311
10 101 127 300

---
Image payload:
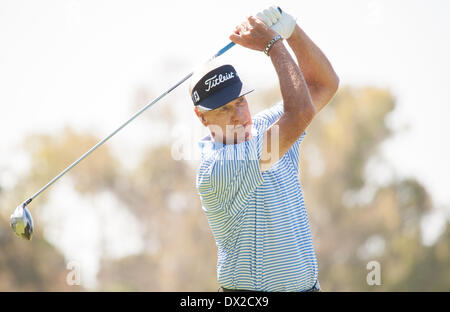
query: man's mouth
229 122 252 144
235 122 250 129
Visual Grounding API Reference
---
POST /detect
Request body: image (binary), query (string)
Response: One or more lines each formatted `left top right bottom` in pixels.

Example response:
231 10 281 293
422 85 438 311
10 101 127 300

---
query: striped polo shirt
196 102 319 292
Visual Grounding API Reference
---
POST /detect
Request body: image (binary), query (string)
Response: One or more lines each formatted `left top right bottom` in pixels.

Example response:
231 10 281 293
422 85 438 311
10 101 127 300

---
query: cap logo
204 72 235 92
192 91 200 103
191 64 252 110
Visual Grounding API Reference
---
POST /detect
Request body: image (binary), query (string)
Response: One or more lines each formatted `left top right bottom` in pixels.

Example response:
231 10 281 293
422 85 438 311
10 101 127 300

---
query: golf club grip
211 6 282 60
212 42 235 59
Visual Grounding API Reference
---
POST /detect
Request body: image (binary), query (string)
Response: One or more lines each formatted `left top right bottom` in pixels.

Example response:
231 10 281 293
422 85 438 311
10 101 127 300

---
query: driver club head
10 203 34 241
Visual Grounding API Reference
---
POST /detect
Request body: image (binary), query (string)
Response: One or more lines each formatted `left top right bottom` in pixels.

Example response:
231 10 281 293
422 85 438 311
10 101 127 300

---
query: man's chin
230 131 252 144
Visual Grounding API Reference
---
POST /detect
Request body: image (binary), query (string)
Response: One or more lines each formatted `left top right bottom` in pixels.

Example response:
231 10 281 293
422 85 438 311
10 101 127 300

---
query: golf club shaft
24 41 236 206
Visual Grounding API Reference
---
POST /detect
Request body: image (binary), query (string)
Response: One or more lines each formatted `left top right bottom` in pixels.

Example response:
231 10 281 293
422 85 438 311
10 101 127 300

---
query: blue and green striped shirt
197 102 319 292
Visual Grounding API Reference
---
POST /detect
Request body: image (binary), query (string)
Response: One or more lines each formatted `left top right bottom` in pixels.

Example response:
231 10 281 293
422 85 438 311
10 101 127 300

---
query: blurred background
1 0 449 291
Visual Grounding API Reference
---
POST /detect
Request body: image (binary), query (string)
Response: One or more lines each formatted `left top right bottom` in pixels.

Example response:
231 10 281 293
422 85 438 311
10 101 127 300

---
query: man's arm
287 25 339 113
229 16 316 172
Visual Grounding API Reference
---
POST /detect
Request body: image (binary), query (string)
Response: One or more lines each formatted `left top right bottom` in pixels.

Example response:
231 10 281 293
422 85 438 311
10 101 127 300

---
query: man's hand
229 16 279 51
257 5 339 113
256 6 297 39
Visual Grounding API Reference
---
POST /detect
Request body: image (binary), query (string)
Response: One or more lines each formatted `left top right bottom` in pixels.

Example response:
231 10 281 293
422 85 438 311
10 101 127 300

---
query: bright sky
1 0 450 288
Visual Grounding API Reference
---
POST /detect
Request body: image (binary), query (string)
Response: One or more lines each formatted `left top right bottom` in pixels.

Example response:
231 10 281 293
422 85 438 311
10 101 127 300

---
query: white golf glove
256 5 297 39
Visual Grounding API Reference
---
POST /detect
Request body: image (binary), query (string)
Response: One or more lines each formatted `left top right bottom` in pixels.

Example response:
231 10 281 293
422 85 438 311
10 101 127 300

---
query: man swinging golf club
192 6 339 291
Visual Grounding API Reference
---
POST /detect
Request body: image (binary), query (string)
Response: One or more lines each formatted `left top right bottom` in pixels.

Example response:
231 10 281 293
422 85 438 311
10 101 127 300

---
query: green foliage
301 86 449 291
0 214 82 291
1 85 448 291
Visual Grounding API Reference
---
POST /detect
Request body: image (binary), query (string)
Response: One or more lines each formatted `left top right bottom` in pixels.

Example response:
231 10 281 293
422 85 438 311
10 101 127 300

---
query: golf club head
10 203 34 241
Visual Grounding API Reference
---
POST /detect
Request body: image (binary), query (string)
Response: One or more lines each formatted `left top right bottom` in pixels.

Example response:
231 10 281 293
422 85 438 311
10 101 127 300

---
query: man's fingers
256 12 272 26
270 6 281 19
238 23 248 34
247 15 259 26
263 8 278 24
229 33 244 45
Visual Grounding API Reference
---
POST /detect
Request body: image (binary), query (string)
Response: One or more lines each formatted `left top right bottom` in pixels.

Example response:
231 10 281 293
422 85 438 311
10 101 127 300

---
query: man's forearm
287 25 339 112
269 40 315 121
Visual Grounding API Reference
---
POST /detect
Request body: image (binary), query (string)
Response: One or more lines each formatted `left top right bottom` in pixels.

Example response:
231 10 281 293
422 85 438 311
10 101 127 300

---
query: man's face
196 96 252 144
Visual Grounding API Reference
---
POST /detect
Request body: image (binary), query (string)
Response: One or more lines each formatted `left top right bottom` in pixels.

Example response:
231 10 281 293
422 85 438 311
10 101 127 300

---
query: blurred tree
0 214 82 291
0 127 118 291
22 127 120 196
299 86 449 291
99 144 218 291
3 85 448 291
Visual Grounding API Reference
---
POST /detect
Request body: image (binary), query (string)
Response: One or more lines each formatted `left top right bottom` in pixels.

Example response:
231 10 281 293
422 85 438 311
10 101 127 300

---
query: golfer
191 6 339 292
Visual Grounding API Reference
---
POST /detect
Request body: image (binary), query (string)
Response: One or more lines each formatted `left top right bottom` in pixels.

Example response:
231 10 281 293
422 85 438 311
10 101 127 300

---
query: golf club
10 41 237 241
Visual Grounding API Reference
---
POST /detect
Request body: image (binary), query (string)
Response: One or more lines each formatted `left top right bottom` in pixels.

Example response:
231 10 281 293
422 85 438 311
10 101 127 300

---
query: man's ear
194 107 208 127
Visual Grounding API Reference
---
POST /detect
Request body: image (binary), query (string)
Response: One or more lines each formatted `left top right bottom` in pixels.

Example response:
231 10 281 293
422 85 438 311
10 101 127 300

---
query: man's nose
230 106 245 124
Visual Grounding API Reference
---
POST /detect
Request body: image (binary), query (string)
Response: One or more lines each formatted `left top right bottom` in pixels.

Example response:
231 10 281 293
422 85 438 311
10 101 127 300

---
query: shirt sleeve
284 131 306 174
254 102 306 173
253 102 284 128
197 131 265 216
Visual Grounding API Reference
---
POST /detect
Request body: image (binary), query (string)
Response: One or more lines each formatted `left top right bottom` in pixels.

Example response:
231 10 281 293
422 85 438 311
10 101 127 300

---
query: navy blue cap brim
195 82 254 111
